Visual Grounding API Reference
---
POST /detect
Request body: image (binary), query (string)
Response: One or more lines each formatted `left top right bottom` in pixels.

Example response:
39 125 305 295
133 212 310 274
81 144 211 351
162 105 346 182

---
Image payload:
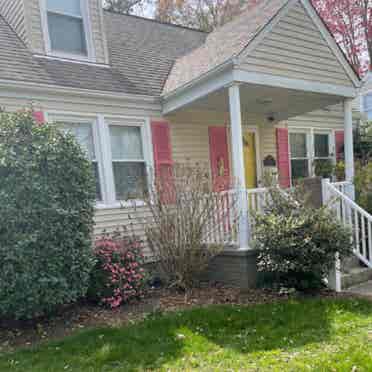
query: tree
155 0 247 32
103 0 147 14
312 0 372 75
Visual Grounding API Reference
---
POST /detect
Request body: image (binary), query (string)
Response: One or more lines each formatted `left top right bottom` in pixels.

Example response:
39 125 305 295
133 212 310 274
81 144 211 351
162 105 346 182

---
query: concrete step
345 280 372 298
341 267 372 289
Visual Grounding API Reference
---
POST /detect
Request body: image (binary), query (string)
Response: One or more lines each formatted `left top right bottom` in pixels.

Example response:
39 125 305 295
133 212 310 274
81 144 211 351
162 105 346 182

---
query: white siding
0 0 27 43
239 3 354 88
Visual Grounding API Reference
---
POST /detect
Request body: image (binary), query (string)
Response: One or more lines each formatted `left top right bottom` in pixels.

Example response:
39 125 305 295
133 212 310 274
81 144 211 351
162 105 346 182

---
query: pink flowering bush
88 230 146 308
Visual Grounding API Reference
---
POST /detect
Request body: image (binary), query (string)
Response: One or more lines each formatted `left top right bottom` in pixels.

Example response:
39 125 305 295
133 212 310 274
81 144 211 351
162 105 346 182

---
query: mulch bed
0 285 353 354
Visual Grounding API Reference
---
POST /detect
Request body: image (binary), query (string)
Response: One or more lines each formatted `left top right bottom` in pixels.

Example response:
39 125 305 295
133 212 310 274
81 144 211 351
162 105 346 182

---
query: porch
165 81 356 251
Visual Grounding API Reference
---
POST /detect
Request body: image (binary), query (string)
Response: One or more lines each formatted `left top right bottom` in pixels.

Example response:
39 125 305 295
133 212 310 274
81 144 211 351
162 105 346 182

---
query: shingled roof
163 0 289 94
0 11 206 96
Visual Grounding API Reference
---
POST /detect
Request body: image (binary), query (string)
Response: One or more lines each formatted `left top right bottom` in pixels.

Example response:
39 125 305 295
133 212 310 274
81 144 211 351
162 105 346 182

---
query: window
290 132 309 180
109 125 148 201
364 94 372 120
314 133 330 158
45 0 88 56
289 130 335 183
59 121 102 201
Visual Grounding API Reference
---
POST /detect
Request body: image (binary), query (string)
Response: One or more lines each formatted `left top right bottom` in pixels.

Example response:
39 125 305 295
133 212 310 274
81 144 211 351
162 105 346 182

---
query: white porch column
344 98 355 199
228 84 250 250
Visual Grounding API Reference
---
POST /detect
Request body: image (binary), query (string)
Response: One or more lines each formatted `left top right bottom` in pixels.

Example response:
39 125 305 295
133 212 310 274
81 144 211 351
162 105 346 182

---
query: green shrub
254 187 353 291
354 161 372 214
0 111 96 319
314 159 334 179
88 229 146 308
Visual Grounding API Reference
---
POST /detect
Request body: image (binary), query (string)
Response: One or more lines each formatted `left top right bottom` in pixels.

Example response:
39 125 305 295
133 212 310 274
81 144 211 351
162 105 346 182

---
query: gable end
237 1 357 88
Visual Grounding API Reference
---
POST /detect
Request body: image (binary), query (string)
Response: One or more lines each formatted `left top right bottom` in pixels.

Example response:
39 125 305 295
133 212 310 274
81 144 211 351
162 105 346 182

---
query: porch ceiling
171 83 344 122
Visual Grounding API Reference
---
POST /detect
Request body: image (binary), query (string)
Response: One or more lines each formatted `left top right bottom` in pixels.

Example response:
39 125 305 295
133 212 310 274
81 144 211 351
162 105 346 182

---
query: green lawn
1 298 372 371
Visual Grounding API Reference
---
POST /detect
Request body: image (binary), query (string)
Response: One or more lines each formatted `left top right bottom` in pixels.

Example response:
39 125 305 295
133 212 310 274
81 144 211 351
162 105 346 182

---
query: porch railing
323 179 372 291
206 187 270 246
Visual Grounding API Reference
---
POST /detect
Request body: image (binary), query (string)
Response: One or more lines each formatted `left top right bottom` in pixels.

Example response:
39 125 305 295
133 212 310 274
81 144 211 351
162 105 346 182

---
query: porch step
345 280 372 299
341 267 372 289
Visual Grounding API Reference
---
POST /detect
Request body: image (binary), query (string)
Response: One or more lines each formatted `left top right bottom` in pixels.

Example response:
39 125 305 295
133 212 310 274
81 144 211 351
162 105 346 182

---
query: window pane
47 0 81 16
290 133 307 158
59 122 95 160
109 126 144 160
59 122 102 201
314 134 329 158
48 13 87 55
367 110 372 120
291 159 309 180
113 162 147 200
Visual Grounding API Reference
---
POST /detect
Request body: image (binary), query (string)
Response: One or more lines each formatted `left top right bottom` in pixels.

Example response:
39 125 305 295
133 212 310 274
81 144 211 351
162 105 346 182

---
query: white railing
203 189 238 246
206 187 271 246
331 181 352 195
323 180 372 290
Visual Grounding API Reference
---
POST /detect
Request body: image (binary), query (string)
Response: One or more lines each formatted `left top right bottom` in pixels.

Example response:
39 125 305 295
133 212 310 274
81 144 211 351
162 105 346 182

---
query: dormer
0 0 109 64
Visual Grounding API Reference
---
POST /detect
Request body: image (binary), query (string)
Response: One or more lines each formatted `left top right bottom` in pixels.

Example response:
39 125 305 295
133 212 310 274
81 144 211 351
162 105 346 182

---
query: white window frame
289 129 311 182
289 128 336 184
39 0 95 62
45 113 105 203
45 112 153 209
97 115 154 208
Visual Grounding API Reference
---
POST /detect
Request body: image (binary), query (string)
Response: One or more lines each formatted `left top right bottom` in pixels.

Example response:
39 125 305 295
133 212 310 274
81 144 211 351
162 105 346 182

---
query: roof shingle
163 0 289 94
0 11 206 96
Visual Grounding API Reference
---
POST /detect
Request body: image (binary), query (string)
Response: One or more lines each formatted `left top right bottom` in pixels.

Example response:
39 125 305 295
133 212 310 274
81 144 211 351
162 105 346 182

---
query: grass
1 298 372 371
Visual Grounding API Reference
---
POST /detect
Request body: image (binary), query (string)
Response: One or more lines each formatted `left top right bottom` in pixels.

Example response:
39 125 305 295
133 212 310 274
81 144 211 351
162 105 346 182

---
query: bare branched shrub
142 163 237 290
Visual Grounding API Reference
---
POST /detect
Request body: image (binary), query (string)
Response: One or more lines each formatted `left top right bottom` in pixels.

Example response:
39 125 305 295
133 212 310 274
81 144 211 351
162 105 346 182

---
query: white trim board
234 70 357 98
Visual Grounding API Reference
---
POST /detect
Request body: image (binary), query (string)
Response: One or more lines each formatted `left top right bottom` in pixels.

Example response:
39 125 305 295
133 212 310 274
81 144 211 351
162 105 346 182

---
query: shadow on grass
1 298 372 371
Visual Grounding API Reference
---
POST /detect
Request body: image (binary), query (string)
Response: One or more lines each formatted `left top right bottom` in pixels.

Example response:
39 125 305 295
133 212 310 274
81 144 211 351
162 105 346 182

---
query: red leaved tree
312 0 372 75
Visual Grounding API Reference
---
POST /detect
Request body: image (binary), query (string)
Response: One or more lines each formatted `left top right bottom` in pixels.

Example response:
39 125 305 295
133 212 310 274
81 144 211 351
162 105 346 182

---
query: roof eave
0 78 161 104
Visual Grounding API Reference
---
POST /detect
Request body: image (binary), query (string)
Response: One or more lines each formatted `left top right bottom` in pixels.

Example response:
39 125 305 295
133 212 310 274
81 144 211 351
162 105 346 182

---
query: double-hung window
289 130 334 183
57 119 102 201
289 132 310 181
108 125 148 201
45 0 89 57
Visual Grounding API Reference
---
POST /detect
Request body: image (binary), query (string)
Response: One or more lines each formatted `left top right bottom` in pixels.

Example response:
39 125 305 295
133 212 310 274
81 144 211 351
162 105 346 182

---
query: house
358 70 372 120
0 0 363 286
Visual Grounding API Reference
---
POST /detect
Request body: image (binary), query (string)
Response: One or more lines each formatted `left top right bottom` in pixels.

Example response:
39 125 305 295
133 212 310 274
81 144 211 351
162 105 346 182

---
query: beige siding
23 0 108 63
239 3 354 88
0 87 349 249
0 0 27 43
0 87 161 243
287 104 344 130
23 0 45 54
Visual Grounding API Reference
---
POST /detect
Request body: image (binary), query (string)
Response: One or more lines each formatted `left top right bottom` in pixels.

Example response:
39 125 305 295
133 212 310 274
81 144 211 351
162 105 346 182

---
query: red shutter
276 128 290 188
33 111 44 124
335 131 344 162
209 126 230 191
151 121 174 202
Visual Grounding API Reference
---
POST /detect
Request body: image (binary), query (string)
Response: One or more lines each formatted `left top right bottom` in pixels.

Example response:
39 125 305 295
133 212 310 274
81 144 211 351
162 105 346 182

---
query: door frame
242 125 262 188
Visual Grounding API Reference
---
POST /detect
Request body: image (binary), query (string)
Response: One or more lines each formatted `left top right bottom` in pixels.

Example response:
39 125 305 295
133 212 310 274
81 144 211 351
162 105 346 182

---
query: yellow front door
243 131 257 188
